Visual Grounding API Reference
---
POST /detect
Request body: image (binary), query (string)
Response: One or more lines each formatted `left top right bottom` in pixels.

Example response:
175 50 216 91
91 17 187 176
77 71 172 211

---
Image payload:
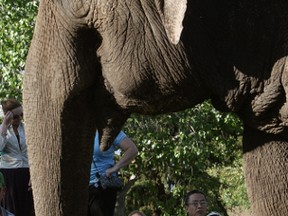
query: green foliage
122 101 249 215
0 0 38 101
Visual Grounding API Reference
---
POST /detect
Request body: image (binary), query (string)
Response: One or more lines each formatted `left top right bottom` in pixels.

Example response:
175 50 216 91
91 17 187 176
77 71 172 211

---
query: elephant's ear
155 0 187 44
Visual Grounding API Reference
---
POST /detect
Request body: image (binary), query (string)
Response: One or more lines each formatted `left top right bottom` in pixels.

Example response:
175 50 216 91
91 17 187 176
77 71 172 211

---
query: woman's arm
1 111 13 136
0 111 14 150
0 124 9 150
0 107 22 138
0 126 7 150
105 137 138 176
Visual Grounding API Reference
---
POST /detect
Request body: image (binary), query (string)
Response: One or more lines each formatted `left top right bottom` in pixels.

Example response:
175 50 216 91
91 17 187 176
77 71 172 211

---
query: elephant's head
52 0 212 151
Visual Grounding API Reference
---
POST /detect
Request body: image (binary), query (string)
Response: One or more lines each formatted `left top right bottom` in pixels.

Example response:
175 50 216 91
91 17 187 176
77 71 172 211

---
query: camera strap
92 159 101 178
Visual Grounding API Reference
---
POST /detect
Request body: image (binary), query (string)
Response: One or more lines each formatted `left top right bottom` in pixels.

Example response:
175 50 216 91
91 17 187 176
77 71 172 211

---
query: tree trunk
243 127 288 216
114 179 136 216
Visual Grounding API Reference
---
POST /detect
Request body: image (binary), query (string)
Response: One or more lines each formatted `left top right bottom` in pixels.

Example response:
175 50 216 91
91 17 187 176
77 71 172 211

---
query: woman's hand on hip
106 166 118 177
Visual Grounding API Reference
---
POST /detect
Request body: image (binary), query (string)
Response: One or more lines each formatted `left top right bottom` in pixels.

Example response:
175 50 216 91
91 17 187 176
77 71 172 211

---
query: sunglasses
13 113 23 119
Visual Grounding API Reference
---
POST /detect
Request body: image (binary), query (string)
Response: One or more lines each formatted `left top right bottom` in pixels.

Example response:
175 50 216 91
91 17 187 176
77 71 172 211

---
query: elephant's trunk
23 1 100 215
94 87 131 151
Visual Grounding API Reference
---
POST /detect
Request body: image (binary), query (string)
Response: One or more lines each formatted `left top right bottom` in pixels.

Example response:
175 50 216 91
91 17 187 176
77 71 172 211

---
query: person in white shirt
0 99 33 216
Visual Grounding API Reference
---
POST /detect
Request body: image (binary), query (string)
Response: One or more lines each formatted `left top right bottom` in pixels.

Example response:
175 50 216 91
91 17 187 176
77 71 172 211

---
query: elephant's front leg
24 84 97 216
243 128 288 216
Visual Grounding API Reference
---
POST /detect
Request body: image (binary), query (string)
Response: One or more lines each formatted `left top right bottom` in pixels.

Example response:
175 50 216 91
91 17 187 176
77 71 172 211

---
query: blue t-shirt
89 130 126 186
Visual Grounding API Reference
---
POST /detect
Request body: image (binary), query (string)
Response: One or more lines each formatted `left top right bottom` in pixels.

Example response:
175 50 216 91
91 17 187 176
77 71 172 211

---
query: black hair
184 189 207 206
1 99 21 114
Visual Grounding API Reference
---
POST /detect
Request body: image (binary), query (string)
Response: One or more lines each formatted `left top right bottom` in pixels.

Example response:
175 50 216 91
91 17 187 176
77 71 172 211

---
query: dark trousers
0 168 34 216
88 185 118 216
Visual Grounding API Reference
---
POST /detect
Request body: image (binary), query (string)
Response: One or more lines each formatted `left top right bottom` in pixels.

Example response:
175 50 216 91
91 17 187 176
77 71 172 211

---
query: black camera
99 175 123 190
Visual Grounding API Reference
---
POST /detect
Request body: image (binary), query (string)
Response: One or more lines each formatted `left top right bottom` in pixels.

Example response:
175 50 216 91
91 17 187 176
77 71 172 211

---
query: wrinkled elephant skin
23 0 288 215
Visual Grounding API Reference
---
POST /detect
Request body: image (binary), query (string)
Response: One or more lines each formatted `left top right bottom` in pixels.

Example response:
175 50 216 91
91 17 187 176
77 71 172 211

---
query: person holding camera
88 130 138 216
0 99 34 216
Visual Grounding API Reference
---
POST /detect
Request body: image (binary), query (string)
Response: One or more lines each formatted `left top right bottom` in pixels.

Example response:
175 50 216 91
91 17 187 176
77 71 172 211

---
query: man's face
185 193 208 216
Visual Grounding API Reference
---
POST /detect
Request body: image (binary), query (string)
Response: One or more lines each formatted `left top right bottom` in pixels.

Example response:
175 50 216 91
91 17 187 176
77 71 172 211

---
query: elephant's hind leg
243 128 288 216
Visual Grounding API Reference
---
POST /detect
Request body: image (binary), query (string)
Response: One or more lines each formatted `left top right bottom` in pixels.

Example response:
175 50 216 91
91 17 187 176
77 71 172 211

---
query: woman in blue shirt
88 130 138 216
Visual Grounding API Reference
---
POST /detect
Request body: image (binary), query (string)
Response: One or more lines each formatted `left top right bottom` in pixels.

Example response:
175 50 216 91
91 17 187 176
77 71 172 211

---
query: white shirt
0 122 29 168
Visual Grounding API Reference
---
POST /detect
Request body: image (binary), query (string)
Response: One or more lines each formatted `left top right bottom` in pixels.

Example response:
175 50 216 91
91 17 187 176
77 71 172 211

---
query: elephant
23 0 288 215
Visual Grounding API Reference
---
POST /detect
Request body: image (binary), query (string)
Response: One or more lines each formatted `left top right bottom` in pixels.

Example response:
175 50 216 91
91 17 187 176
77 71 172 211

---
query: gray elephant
23 0 288 215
